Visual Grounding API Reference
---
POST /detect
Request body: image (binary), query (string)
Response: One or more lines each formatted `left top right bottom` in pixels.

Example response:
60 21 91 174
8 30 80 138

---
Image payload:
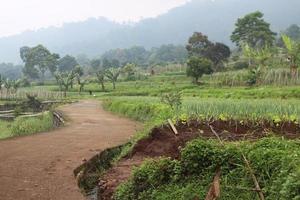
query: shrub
160 91 182 111
186 56 213 83
114 158 180 200
246 67 262 86
180 139 243 175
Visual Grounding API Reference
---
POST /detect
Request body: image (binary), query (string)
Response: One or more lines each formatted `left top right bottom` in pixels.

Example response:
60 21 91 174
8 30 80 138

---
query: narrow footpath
0 100 140 200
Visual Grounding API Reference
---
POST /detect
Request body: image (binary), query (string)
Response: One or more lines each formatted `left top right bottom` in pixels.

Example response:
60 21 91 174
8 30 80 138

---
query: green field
1 4 300 200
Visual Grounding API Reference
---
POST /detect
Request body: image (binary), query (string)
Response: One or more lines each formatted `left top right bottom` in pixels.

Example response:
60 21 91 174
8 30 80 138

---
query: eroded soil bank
77 119 300 200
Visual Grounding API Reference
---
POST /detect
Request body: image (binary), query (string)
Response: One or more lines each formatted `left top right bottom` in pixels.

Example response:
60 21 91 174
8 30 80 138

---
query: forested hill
1 0 300 63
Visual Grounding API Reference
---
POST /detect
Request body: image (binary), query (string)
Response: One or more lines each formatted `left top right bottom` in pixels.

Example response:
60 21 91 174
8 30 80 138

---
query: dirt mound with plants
96 119 300 199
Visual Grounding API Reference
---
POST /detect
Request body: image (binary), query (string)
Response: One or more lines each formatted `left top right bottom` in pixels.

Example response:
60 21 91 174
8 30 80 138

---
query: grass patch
0 112 54 139
0 121 13 139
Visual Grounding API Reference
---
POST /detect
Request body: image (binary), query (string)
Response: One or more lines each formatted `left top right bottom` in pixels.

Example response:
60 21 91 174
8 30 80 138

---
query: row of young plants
102 97 300 200
104 96 300 124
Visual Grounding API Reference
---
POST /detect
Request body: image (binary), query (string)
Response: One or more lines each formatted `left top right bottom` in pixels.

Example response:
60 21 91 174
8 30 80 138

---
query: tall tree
231 11 276 48
20 46 31 63
58 55 78 72
186 32 212 57
20 45 60 80
284 24 300 41
206 42 231 70
186 32 230 71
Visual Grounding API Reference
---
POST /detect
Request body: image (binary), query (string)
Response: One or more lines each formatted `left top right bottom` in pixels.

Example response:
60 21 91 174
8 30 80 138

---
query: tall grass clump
0 120 13 139
103 99 173 123
11 112 54 136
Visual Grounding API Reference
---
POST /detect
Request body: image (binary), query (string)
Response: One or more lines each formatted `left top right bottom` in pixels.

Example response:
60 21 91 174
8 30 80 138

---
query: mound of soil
97 120 300 199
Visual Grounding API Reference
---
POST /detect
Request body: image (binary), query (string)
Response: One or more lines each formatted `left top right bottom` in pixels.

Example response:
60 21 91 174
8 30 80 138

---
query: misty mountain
0 0 299 63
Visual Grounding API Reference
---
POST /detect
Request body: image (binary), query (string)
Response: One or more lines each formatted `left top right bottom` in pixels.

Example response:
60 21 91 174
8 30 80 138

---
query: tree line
1 10 298 94
185 11 300 85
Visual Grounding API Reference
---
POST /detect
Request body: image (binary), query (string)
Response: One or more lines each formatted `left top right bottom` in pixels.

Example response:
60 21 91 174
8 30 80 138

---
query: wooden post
204 167 221 200
209 125 265 200
168 119 178 135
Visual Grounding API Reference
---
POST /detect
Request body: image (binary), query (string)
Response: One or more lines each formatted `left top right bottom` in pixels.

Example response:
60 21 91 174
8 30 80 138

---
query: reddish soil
0 100 140 200
98 120 300 199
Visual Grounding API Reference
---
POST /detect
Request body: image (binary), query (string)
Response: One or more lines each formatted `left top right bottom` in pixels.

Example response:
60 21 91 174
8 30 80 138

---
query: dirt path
0 100 140 200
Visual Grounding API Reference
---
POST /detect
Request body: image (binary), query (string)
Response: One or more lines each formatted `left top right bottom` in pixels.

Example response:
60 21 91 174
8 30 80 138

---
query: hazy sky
0 0 190 37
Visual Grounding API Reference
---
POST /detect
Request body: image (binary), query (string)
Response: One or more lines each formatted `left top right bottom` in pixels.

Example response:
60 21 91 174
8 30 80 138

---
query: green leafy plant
282 34 300 78
246 67 262 86
160 91 182 111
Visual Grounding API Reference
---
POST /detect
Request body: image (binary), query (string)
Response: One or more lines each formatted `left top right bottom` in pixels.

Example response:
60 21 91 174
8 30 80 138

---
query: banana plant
4 79 12 93
11 80 21 93
281 34 300 77
242 43 272 69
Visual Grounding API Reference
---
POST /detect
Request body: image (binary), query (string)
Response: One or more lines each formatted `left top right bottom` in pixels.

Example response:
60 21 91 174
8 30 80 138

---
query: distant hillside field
0 0 300 63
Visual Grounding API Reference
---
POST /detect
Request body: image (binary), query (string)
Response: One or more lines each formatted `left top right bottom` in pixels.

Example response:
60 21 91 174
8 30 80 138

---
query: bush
246 67 262 86
186 56 213 83
160 91 182 110
181 139 243 175
114 158 180 200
